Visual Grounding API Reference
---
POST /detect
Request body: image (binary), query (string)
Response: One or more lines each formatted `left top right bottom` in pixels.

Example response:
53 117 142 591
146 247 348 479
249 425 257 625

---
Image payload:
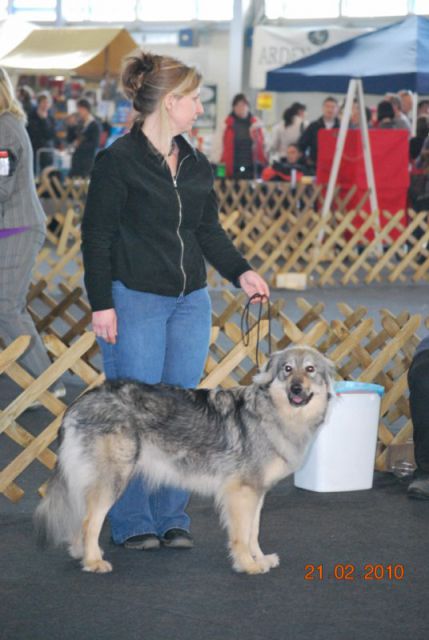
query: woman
270 102 306 161
220 93 267 179
0 68 62 386
81 52 269 551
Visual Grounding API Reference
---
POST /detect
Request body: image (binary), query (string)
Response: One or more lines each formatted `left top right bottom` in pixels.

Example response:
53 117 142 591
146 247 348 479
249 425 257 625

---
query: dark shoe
408 474 429 500
123 534 161 550
161 528 194 549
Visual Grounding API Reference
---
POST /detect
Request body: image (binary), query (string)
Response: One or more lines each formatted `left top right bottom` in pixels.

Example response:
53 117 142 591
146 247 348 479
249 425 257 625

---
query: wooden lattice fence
34 175 429 289
1 175 423 503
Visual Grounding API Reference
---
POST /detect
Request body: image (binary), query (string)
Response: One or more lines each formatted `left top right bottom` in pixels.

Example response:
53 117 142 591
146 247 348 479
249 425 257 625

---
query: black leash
240 294 272 370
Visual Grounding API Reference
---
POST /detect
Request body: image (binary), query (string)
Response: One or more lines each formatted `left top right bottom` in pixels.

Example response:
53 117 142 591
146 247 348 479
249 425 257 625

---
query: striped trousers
0 227 52 377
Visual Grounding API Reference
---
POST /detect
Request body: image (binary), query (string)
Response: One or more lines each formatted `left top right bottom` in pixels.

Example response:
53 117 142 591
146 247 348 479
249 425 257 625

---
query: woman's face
233 100 249 119
167 87 204 135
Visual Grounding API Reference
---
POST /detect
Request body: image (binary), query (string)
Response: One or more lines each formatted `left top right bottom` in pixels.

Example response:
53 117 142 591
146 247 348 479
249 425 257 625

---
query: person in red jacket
221 93 267 179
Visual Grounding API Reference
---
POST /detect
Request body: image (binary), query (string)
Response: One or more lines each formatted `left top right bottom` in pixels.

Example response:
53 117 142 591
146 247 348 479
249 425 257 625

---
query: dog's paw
233 558 270 575
263 553 280 569
82 559 113 573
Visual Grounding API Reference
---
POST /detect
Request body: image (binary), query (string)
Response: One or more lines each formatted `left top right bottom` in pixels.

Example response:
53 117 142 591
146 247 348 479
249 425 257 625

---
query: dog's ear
253 351 284 385
320 353 337 396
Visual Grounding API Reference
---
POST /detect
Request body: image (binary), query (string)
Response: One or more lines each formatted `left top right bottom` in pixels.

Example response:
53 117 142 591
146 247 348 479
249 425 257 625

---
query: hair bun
139 54 155 74
122 52 157 100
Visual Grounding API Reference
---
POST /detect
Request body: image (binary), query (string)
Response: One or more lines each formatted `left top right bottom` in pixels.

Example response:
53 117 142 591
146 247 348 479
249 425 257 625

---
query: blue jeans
98 281 212 543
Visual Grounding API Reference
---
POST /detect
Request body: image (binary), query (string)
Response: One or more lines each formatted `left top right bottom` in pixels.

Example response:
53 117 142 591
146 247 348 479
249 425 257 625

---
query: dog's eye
305 365 315 373
284 365 293 373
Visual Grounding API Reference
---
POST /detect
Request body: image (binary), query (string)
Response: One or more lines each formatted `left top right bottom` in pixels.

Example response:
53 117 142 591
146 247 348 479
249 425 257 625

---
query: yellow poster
256 92 273 110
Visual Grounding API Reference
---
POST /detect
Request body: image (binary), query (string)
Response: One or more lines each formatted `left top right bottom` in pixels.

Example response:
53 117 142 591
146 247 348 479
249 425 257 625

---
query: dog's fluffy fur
34 346 335 575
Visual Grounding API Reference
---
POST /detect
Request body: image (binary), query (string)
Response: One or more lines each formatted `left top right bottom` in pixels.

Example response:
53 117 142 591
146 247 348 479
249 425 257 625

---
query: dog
34 345 335 575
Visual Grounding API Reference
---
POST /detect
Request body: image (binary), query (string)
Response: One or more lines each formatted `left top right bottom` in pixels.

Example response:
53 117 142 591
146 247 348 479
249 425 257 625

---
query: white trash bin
294 381 384 492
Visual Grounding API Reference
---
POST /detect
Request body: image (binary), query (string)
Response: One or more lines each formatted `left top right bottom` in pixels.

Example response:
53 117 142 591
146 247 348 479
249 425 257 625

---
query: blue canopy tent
266 15 429 94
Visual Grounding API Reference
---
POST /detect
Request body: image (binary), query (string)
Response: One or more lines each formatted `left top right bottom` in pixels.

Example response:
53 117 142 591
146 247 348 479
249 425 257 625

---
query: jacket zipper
172 154 190 296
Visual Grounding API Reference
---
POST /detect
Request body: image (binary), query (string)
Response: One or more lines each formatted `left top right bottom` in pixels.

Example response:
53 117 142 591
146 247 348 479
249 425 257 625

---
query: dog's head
253 346 336 407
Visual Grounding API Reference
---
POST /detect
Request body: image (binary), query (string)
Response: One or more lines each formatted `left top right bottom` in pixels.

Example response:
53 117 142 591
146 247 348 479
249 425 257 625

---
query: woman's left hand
238 270 270 302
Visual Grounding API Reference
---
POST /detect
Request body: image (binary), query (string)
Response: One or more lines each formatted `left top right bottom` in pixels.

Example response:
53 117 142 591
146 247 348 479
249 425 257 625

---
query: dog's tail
34 429 88 549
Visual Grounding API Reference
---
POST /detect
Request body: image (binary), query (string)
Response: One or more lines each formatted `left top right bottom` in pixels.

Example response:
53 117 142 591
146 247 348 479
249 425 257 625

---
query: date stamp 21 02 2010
304 563 405 582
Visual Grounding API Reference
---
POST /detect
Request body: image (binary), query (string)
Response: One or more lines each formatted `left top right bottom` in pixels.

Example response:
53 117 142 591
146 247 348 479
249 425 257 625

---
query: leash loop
240 294 272 369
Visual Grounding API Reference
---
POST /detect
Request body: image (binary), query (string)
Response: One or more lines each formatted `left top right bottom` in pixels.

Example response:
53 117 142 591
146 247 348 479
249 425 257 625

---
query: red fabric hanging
317 129 409 241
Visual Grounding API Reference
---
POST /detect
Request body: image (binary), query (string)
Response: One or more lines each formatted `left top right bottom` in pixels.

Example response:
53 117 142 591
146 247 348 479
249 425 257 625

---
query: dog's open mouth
288 392 313 407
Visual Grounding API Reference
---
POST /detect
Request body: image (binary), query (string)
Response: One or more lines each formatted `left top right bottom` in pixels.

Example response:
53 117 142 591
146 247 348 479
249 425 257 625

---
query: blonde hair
0 68 26 122
121 51 201 156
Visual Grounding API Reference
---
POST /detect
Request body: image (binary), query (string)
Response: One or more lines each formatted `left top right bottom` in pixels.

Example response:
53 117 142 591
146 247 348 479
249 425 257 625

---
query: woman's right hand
92 309 117 344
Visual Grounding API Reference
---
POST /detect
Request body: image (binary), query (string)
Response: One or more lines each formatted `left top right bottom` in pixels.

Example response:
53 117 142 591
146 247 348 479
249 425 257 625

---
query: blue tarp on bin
266 15 429 94
334 381 385 396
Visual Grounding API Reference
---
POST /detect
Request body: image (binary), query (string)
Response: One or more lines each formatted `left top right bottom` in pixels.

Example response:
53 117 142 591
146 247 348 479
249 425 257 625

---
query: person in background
375 100 396 129
69 98 100 178
417 100 429 119
342 99 372 129
261 143 308 182
26 92 56 173
399 89 414 123
220 93 267 179
409 131 429 209
408 142 429 260
0 68 65 398
409 117 429 161
17 85 35 119
100 72 118 101
298 96 340 169
64 112 79 146
281 143 306 170
269 102 306 161
407 337 429 499
386 93 411 132
81 51 269 552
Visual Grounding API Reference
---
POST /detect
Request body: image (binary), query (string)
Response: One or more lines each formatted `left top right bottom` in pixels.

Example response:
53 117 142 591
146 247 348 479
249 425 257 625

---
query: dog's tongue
292 395 304 404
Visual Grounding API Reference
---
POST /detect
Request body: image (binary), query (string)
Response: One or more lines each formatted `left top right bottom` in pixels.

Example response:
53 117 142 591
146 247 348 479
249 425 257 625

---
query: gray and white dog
35 345 335 575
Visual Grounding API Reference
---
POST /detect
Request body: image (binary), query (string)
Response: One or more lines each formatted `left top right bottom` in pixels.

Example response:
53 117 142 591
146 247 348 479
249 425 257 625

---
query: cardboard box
275 272 307 290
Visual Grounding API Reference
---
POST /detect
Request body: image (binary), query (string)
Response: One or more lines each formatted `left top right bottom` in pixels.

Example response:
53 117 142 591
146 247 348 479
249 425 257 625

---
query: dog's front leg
249 494 279 571
221 483 272 575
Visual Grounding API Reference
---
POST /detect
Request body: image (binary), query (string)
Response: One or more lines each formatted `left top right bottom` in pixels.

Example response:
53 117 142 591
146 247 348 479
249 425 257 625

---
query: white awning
0 27 139 77
0 16 38 61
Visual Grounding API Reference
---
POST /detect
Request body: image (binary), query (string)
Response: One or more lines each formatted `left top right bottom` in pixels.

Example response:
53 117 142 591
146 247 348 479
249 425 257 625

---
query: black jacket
27 109 56 152
81 126 250 311
298 116 340 166
26 109 56 171
70 119 100 177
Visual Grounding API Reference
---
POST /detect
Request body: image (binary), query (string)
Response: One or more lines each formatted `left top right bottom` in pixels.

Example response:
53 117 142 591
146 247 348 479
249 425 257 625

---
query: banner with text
250 25 371 90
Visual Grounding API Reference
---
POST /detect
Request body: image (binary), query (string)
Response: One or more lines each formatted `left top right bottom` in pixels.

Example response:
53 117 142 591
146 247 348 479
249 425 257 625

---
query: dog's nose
291 382 303 395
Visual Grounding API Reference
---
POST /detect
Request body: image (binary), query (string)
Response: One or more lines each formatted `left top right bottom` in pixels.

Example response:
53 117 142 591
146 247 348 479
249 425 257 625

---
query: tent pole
412 92 418 136
356 78 378 215
320 78 356 220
